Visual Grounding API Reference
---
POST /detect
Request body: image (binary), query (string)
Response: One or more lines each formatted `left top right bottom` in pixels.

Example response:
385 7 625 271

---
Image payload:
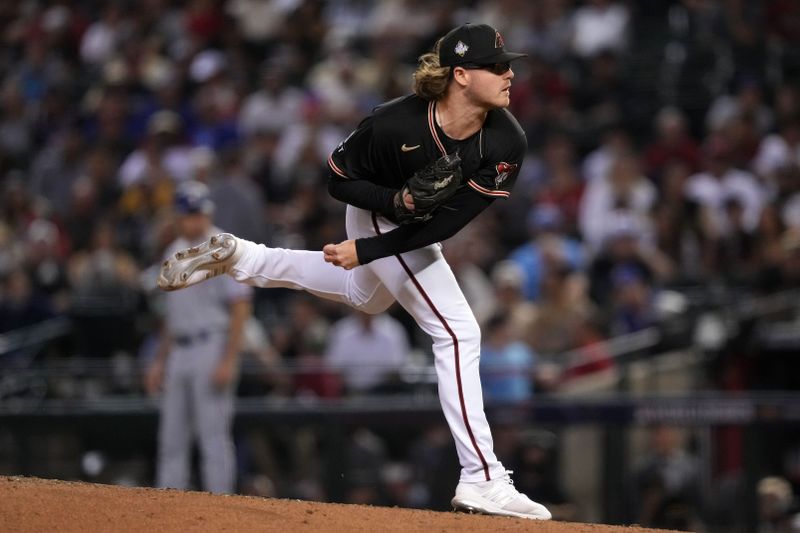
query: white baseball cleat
451 471 552 520
158 233 242 291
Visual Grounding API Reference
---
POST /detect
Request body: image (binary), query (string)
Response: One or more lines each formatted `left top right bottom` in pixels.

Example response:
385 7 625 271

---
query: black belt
174 329 213 347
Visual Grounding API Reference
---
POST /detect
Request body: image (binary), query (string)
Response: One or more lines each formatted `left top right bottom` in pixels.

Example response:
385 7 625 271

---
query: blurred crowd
1 0 800 527
0 0 798 392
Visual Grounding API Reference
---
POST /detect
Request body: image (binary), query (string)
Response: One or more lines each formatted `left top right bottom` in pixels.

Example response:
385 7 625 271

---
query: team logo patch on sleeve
494 162 518 188
454 41 469 57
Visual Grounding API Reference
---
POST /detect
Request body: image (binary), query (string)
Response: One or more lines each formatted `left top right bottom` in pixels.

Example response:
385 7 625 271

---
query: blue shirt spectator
509 205 584 301
480 313 536 404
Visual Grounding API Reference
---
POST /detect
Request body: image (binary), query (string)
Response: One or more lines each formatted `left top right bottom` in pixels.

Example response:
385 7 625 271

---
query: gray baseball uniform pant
156 330 236 493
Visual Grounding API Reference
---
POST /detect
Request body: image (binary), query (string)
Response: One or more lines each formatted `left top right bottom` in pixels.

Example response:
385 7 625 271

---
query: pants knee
347 279 394 315
432 317 481 353
458 321 481 350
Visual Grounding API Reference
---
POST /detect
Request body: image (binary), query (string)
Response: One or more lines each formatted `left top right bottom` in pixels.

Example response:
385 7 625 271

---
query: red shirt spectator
644 107 701 182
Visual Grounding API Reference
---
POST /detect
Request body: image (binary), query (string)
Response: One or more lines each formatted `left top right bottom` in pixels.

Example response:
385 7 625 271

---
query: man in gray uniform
145 180 253 493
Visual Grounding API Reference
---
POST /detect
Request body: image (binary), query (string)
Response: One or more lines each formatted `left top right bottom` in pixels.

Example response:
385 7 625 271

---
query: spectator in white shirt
324 311 411 394
580 152 657 251
582 125 632 183
80 4 126 66
706 80 774 136
226 0 298 46
684 137 766 237
238 63 304 139
752 117 800 183
570 0 629 59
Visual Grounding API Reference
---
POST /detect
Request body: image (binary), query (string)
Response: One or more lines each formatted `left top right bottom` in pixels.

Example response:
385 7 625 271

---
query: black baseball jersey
327 94 527 264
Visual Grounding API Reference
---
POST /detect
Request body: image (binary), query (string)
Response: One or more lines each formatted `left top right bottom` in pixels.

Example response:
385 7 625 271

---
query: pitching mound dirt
1 476 681 533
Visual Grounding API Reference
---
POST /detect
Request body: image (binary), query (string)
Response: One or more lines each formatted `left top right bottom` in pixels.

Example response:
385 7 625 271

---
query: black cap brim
472 51 527 65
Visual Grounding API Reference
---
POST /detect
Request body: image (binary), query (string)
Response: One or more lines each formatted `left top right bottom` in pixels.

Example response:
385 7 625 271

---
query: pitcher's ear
451 66 470 88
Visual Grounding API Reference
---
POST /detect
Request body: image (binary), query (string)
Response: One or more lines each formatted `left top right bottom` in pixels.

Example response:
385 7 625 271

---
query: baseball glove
394 152 462 224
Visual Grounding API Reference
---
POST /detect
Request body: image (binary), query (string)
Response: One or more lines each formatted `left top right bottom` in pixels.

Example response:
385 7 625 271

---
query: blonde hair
413 39 451 101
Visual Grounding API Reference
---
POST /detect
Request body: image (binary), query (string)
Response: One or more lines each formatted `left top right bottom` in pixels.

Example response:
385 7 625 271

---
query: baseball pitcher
159 24 551 519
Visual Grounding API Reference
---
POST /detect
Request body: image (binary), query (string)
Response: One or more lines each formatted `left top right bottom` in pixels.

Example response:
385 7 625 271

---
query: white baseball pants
228 205 504 482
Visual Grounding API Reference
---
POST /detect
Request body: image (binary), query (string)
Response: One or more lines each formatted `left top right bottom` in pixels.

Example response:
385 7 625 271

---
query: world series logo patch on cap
454 40 469 57
495 31 504 48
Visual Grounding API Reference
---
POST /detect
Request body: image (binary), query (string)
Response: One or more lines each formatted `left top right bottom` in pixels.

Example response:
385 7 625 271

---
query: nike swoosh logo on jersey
401 144 421 152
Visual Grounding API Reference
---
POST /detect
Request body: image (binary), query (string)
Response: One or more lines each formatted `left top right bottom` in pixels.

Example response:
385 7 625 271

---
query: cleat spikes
157 233 241 291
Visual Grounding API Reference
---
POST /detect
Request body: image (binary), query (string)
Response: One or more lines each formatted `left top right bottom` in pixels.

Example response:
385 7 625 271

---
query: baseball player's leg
228 243 394 314
192 341 237 494
400 260 502 482
155 360 192 489
362 215 503 482
361 210 550 520
159 229 395 314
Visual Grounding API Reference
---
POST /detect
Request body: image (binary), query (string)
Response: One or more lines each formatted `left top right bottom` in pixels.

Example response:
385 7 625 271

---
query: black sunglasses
460 62 512 75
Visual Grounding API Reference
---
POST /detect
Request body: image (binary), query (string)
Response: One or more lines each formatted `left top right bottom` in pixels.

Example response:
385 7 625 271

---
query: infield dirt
0 475 684 533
